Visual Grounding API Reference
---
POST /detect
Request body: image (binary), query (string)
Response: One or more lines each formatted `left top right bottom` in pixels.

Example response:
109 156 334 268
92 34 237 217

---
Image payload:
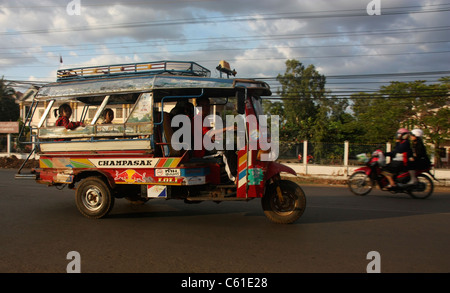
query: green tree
404 78 449 167
351 81 436 143
276 59 327 142
312 97 353 142
0 77 19 121
262 100 284 117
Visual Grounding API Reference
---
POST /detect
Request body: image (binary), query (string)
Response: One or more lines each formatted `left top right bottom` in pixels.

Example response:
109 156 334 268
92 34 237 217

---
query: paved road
0 169 449 274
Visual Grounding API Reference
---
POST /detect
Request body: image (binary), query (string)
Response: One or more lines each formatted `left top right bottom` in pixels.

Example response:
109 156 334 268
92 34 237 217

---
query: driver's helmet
371 149 386 166
396 128 410 140
411 128 423 138
372 149 383 157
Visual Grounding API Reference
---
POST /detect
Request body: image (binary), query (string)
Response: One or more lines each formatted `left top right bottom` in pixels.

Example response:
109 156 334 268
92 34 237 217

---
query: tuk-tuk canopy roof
35 61 271 101
56 61 211 81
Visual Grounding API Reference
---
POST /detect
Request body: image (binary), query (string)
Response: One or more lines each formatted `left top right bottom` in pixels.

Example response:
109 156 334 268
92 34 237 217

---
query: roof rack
56 61 211 82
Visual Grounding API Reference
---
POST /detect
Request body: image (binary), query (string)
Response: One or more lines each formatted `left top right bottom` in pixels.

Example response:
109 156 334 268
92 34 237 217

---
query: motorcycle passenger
407 128 431 185
382 128 412 189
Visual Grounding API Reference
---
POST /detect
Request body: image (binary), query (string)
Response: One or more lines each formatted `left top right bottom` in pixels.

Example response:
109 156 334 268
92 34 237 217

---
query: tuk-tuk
16 60 306 224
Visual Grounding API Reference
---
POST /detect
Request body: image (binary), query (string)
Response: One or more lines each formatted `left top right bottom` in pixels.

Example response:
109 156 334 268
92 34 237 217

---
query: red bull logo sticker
114 169 147 183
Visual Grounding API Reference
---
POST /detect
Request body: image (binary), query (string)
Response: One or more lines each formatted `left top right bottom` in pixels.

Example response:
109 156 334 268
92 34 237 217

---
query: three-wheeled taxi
16 60 306 224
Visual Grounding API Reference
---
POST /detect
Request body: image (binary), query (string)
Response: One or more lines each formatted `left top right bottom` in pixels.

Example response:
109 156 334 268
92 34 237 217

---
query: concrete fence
1 151 449 186
283 162 450 186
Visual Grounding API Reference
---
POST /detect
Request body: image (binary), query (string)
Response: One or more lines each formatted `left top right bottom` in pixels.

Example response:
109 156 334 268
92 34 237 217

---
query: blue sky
1 0 449 95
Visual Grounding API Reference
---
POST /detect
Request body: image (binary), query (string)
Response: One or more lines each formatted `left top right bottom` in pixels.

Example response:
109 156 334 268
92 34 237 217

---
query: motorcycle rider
407 128 431 185
382 128 413 189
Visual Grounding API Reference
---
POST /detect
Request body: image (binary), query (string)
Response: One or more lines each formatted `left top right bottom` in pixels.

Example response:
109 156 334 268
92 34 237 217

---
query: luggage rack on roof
56 61 211 81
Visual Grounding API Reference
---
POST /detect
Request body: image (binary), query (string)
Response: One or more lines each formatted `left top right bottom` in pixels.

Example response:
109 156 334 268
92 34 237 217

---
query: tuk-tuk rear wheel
262 180 306 224
75 177 114 219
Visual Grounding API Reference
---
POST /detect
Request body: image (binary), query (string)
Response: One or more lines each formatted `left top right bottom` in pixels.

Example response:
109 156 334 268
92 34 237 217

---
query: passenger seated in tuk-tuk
170 100 194 134
54 103 84 130
101 108 114 124
170 100 194 118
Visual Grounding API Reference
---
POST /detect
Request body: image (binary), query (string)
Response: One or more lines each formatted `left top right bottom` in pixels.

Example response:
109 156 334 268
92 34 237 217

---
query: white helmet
411 128 423 138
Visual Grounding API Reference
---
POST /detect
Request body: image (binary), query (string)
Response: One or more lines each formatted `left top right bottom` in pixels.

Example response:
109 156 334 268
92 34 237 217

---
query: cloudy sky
0 0 449 96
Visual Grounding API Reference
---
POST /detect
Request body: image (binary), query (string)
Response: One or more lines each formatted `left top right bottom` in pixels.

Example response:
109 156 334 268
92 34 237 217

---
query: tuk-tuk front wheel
75 177 114 219
262 180 306 224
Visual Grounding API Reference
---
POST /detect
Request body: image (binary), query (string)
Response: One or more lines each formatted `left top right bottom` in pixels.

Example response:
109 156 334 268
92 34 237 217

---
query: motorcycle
298 154 314 164
348 150 437 199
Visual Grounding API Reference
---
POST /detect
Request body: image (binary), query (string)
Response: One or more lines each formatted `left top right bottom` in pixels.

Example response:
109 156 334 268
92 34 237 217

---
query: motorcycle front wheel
348 171 373 196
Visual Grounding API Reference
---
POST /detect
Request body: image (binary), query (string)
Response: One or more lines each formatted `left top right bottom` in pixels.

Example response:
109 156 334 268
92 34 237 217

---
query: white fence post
344 141 349 176
7 134 11 155
303 140 308 174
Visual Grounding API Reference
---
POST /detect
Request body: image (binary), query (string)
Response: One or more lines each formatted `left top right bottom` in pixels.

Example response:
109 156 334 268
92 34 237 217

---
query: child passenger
101 108 114 124
54 103 84 129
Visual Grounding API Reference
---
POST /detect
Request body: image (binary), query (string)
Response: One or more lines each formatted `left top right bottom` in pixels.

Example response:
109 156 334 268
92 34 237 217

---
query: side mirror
236 91 245 114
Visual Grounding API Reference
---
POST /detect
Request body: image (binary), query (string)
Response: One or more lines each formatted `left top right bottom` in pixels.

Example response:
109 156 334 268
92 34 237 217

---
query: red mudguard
264 161 297 181
353 166 372 176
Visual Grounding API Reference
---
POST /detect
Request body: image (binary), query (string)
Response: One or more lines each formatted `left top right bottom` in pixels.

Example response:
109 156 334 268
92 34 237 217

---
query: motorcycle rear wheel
348 171 373 196
408 174 433 199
